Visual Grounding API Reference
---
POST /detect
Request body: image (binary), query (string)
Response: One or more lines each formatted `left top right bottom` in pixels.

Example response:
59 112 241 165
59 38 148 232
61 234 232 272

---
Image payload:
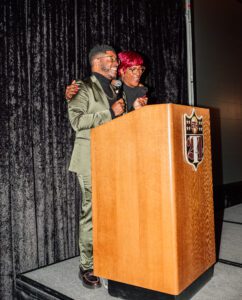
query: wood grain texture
91 104 215 295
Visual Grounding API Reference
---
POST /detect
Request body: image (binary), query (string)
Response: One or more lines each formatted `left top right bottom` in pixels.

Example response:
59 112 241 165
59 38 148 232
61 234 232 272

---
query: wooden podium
91 104 216 297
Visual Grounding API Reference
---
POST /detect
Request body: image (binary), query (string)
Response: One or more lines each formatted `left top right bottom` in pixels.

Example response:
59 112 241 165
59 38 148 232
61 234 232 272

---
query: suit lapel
90 75 110 108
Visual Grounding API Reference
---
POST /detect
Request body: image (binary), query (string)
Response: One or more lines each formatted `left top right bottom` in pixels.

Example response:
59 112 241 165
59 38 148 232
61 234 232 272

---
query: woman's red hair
118 51 144 76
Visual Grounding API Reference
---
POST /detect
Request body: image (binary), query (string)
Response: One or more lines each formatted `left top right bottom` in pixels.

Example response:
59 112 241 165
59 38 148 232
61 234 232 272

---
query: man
68 45 124 289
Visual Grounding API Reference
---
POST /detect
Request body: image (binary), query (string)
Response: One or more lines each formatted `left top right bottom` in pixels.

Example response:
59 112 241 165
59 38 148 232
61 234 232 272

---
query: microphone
112 80 123 99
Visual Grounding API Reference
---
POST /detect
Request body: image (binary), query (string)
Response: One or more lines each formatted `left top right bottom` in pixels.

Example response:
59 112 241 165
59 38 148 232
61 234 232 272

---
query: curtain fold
0 0 187 298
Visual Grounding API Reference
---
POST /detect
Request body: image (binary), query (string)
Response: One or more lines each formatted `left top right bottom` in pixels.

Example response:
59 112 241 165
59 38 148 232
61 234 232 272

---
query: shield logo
184 109 204 171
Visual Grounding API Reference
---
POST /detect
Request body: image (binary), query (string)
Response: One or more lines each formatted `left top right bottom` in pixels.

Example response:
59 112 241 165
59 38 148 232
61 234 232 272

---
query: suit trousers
77 174 93 271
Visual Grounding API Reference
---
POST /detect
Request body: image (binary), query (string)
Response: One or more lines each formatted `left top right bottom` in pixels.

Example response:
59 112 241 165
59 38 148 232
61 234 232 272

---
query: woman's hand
133 96 148 110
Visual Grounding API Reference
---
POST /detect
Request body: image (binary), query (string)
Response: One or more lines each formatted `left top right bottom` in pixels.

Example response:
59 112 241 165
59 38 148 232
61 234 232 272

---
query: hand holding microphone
111 79 125 116
111 99 125 116
112 79 123 100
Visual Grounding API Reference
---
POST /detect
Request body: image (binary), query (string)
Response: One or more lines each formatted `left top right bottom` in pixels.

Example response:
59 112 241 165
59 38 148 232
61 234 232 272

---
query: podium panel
91 104 215 295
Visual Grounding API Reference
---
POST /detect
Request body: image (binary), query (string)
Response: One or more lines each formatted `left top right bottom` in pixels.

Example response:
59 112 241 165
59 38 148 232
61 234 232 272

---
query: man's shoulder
75 77 90 85
76 75 97 88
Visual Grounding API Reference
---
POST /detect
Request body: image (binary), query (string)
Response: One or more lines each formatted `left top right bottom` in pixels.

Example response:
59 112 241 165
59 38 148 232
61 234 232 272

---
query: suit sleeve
68 82 111 132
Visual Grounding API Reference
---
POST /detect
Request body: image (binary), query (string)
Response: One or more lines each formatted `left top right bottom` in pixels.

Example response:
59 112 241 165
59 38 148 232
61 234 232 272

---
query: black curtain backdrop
0 0 187 298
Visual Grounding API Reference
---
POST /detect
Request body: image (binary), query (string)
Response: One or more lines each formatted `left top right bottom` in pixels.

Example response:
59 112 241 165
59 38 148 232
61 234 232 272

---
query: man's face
96 51 119 80
121 65 145 87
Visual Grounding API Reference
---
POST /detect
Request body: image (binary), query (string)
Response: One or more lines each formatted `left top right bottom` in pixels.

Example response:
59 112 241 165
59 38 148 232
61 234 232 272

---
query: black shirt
123 84 148 112
92 72 116 100
92 72 117 118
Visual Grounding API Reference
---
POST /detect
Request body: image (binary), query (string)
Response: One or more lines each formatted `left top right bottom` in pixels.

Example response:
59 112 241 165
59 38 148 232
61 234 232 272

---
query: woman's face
120 65 145 87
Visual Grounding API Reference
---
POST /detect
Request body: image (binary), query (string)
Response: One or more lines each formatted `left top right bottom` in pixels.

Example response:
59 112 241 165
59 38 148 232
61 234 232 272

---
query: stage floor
16 204 242 300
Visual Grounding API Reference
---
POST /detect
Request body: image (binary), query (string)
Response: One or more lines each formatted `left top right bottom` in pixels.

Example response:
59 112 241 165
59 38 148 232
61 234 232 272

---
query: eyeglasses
96 55 120 64
127 66 146 74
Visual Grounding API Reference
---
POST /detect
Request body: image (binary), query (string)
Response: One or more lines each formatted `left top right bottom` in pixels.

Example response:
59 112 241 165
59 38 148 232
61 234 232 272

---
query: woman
116 50 148 112
65 50 148 112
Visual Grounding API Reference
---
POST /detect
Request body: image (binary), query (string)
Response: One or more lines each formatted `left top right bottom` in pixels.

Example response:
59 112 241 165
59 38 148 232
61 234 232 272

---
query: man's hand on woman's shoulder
65 80 79 101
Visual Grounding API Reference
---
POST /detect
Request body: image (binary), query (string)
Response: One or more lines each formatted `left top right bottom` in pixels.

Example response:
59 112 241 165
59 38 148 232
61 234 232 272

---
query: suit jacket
68 75 112 175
